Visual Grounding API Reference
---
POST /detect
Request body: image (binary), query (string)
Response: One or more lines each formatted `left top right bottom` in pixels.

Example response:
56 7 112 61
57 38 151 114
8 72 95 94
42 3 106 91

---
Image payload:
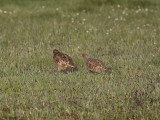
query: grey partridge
82 54 111 73
53 49 77 72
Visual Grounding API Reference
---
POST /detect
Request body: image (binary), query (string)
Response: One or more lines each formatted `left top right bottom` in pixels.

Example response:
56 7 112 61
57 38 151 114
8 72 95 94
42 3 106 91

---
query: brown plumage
53 49 77 72
82 54 111 73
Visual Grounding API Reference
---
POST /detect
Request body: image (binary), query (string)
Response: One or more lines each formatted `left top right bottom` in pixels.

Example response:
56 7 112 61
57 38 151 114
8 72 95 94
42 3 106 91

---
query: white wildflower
145 8 148 12
72 18 74 23
122 11 125 15
83 18 86 21
115 18 119 21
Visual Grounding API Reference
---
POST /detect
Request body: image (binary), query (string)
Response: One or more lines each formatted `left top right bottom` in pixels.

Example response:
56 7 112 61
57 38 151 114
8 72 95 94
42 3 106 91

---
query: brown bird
82 54 111 73
53 49 77 72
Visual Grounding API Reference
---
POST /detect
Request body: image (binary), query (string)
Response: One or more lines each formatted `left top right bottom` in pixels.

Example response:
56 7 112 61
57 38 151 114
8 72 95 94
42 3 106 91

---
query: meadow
0 0 160 119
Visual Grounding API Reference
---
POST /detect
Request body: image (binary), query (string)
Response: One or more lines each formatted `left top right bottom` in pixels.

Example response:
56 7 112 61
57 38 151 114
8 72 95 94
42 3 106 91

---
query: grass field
0 0 160 119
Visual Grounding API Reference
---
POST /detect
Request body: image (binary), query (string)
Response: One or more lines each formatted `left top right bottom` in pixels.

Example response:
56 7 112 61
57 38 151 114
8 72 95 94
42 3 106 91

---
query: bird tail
69 64 78 71
70 66 78 72
73 65 78 70
105 66 112 70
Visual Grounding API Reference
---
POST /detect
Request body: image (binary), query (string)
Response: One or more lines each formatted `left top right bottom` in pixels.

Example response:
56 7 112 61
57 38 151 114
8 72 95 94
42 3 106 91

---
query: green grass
0 0 160 119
